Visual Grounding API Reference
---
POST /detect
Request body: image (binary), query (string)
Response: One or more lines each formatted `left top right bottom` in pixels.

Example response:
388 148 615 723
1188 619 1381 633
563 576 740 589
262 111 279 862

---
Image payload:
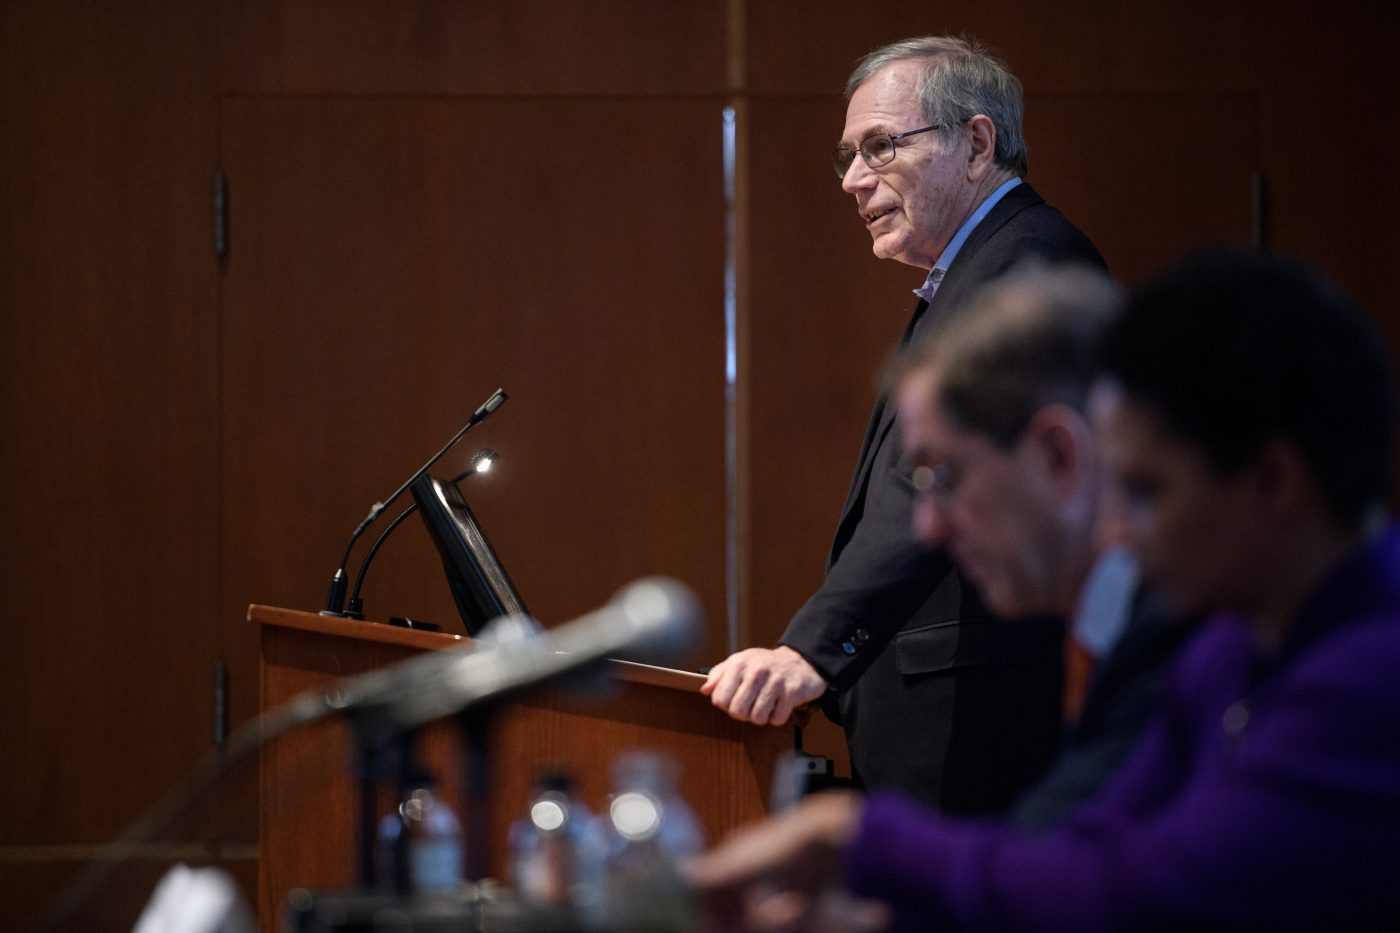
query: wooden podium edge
249 603 709 692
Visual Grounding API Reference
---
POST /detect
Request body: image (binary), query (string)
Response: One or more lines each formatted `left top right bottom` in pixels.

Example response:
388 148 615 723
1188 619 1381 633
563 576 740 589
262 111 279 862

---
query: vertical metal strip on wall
723 105 739 655
723 0 748 655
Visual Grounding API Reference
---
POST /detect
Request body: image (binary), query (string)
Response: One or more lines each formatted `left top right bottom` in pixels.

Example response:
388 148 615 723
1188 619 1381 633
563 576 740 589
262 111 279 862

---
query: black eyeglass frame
831 123 949 179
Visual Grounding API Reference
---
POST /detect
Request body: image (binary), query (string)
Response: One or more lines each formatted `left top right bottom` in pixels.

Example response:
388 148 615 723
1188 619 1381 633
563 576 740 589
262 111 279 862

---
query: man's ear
965 114 998 181
1025 404 1095 499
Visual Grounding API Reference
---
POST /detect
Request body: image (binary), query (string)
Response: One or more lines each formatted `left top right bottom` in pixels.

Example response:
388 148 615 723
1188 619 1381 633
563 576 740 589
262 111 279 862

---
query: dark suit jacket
1009 586 1196 829
779 182 1106 813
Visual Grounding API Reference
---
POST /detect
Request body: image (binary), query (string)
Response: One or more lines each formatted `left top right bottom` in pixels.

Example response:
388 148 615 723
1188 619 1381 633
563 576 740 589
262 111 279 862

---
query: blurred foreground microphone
320 578 702 746
322 388 506 617
36 577 697 931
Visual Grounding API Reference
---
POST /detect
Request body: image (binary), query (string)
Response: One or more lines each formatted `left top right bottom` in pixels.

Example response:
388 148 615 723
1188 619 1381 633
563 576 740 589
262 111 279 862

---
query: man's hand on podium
701 646 827 726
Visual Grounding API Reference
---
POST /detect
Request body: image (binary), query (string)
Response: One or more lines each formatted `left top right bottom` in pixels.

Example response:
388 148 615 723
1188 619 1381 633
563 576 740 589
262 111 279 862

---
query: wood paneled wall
3 2 1398 927
1 2 225 928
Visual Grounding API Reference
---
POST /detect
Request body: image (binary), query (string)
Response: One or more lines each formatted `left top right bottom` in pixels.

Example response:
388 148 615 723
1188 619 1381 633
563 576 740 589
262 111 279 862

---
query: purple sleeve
841 616 1400 930
844 792 1124 932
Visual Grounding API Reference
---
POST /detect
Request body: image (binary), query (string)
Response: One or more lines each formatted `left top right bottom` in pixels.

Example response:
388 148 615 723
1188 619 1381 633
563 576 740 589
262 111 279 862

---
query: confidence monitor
410 472 527 636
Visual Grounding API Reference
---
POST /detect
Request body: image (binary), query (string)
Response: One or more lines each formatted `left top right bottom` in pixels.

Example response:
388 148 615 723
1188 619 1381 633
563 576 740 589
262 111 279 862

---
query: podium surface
255 605 793 929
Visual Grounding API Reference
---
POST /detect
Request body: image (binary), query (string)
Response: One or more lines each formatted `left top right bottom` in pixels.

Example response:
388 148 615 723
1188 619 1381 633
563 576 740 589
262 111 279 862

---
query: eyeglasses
911 461 961 503
831 124 947 179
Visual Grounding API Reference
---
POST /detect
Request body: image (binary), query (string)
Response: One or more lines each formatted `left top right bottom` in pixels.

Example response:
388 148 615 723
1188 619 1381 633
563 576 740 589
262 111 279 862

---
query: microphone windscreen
599 577 703 665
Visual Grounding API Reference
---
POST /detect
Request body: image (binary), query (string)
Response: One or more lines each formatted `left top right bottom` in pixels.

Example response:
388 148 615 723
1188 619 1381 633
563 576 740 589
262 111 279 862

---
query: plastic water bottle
376 772 464 893
508 770 606 919
602 751 703 930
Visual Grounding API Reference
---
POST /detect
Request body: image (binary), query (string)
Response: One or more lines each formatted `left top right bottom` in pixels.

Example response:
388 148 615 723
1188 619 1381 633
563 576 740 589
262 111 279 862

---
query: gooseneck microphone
322 388 507 617
344 449 501 620
342 505 418 620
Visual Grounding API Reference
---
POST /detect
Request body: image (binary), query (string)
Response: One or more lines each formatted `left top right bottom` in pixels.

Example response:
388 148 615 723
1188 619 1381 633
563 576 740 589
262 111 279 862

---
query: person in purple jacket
690 247 1400 931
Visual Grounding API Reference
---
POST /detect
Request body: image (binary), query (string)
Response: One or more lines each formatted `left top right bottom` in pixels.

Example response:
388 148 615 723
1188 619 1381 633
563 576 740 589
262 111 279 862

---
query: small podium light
451 448 499 484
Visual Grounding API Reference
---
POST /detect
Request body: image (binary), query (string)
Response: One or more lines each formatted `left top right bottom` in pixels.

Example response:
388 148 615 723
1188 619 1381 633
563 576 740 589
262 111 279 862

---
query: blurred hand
686 792 873 932
701 646 827 725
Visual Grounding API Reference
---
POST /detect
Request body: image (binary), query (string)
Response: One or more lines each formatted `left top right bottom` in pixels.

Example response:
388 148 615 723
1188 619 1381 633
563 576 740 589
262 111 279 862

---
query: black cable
345 503 418 619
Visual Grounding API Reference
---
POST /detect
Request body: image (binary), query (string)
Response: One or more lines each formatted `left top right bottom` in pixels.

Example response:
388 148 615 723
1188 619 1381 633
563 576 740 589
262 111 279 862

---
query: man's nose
841 155 876 194
913 495 951 548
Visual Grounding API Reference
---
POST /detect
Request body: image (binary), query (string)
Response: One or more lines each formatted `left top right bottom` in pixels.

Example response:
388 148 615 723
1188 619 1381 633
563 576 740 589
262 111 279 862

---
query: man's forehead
897 375 958 456
842 61 926 141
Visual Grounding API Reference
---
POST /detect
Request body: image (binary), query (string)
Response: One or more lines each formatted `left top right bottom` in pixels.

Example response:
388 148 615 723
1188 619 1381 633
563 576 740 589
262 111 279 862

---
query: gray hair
891 263 1123 448
847 36 1029 177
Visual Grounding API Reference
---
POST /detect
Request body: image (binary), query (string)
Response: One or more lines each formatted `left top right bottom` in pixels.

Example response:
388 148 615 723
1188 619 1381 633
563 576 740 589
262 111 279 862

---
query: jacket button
854 628 870 644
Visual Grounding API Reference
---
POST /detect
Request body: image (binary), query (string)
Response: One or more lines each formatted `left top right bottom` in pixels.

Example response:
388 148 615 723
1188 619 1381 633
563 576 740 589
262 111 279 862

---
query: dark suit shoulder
933 183 1105 315
968 183 1103 269
1009 592 1196 829
1076 593 1197 734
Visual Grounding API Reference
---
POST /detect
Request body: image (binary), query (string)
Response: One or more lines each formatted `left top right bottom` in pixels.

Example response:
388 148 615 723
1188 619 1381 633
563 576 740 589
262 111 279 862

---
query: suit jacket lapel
823 184 1047 569
826 296 926 567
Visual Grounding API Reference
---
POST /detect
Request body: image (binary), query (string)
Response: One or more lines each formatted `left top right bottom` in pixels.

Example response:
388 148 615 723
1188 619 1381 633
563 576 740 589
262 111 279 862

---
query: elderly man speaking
704 36 1103 812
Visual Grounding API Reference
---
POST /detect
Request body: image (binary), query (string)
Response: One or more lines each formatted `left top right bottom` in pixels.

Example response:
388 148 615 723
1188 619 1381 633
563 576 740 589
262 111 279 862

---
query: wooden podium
255 605 794 930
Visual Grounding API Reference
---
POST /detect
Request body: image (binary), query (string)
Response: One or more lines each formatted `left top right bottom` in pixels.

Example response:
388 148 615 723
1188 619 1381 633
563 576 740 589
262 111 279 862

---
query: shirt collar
913 176 1023 302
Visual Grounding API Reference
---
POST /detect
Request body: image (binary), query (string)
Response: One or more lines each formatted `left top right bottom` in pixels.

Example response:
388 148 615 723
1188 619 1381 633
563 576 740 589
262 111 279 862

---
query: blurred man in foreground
893 263 1195 829
690 248 1400 930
